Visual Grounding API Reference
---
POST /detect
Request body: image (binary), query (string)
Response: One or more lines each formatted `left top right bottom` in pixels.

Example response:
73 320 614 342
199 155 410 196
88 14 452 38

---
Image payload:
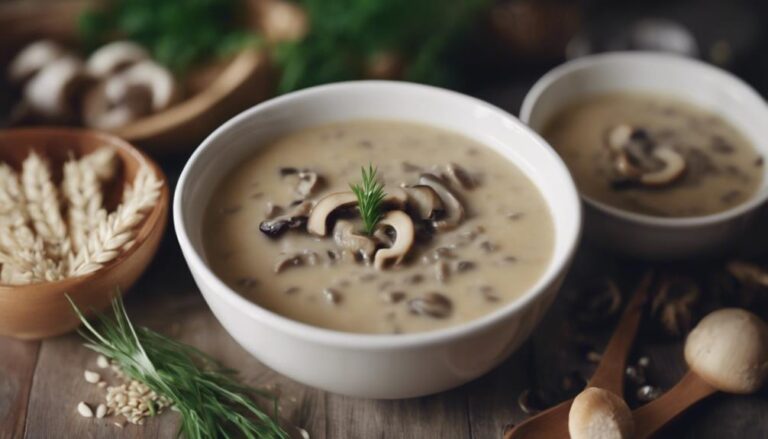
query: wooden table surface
2 97 768 439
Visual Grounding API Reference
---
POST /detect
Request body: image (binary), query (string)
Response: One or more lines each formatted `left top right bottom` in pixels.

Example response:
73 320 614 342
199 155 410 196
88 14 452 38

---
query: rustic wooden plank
325 387 470 439
466 343 533 438
0 337 39 439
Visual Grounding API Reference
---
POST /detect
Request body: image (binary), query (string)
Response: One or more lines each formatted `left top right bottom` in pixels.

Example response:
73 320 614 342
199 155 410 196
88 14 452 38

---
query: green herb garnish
78 0 260 73
274 0 492 92
350 164 387 236
68 295 288 439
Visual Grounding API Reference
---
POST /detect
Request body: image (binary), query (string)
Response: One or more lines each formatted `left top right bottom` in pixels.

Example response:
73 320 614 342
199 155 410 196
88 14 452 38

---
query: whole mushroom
632 308 768 438
568 387 634 439
684 308 768 394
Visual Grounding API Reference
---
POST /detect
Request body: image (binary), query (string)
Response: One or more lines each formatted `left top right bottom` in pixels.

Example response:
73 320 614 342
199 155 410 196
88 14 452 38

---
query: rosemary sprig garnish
349 164 387 235
68 295 289 439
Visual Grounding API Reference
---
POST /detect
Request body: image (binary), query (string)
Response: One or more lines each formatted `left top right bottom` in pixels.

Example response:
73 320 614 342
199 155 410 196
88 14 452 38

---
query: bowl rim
0 127 169 293
174 80 582 349
520 51 768 228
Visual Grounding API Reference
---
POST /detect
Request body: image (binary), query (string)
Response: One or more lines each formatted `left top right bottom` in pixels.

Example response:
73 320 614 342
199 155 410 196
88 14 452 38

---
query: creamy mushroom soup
542 92 763 217
203 120 554 334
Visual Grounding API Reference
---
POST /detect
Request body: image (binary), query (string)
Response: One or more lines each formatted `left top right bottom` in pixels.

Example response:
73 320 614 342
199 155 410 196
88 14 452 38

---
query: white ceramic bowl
521 52 768 260
174 81 581 398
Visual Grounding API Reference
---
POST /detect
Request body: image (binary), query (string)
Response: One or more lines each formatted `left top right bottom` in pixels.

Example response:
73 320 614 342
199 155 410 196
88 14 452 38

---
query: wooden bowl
0 1 274 155
0 128 169 339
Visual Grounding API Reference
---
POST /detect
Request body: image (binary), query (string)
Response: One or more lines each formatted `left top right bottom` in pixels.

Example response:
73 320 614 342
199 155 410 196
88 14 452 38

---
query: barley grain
77 402 93 418
84 370 101 383
96 354 109 368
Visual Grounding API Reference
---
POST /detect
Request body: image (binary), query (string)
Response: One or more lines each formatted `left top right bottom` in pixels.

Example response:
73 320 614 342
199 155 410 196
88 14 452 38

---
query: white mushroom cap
86 40 149 77
568 387 634 439
8 39 67 84
105 60 176 111
23 56 86 119
685 308 768 394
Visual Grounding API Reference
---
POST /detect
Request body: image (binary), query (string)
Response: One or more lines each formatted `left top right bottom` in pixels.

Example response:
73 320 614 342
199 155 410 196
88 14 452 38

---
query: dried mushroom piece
650 275 700 337
279 167 322 199
259 200 312 238
408 292 453 318
572 278 622 327
418 173 465 231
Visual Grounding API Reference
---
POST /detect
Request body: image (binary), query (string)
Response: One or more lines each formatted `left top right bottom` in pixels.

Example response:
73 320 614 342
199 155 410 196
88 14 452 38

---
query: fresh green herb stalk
349 165 387 236
68 295 288 439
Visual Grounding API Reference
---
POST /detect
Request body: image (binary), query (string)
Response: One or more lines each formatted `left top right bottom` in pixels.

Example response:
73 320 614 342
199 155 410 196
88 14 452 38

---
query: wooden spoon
631 371 716 438
503 272 654 439
632 308 768 438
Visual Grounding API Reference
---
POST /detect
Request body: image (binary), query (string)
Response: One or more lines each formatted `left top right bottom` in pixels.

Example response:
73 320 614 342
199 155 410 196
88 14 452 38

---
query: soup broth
542 93 763 217
203 120 554 334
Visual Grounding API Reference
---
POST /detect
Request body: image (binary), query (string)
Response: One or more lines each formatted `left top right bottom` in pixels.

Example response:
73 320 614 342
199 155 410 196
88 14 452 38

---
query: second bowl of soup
522 52 768 260
175 81 581 398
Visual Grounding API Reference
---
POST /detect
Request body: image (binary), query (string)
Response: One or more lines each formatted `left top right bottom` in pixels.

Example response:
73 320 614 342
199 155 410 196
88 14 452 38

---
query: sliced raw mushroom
259 200 312 238
106 60 177 112
82 81 152 129
418 173 465 230
307 190 407 236
23 56 89 121
401 184 443 220
408 292 453 318
373 210 415 270
443 162 476 190
85 41 149 77
639 146 687 186
7 39 67 84
83 59 176 129
333 220 376 262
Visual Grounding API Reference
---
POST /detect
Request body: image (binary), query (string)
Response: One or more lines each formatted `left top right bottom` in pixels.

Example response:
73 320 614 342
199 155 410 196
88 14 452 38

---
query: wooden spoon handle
633 371 717 439
503 271 653 439
588 271 654 394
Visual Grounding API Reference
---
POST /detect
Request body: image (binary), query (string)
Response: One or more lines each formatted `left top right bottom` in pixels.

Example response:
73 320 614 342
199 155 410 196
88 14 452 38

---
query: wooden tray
0 0 274 155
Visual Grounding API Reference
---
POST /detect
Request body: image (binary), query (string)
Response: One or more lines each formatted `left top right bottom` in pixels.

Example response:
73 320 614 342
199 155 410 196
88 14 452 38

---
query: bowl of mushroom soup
522 52 768 260
174 81 581 398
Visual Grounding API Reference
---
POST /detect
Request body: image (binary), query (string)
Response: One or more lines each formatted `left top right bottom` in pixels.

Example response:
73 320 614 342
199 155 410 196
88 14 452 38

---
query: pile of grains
76 355 172 428
0 148 162 285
